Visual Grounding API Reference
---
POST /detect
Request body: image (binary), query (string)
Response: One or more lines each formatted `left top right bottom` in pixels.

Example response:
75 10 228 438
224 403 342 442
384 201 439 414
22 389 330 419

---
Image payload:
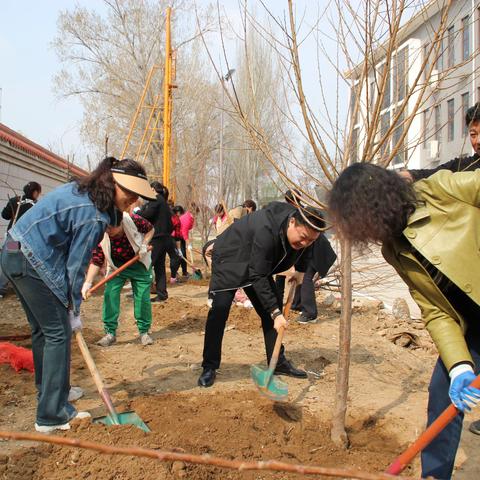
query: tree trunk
331 236 352 448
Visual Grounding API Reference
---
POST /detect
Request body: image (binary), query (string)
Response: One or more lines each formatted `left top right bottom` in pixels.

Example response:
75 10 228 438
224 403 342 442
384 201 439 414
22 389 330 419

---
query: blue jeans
421 329 480 479
1 240 76 426
0 262 8 295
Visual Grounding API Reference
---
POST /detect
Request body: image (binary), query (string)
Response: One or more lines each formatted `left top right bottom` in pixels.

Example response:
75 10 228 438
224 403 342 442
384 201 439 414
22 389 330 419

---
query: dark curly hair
328 163 417 245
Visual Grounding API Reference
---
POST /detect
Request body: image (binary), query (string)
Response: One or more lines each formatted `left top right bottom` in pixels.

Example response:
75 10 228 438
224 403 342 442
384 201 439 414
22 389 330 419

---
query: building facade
0 123 87 240
351 0 480 170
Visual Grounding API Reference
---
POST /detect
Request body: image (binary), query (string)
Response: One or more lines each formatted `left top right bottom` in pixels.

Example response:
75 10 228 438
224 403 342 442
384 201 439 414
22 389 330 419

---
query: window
423 43 430 76
350 85 359 125
434 104 442 142
447 25 455 68
379 111 390 160
423 109 429 148
447 98 455 141
392 109 406 166
436 38 444 71
369 80 376 109
462 16 470 61
394 47 408 101
380 64 390 110
462 92 470 136
351 127 359 163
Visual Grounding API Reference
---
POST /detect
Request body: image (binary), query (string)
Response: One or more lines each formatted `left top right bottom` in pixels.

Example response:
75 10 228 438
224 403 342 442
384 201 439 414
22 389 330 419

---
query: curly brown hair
328 163 417 245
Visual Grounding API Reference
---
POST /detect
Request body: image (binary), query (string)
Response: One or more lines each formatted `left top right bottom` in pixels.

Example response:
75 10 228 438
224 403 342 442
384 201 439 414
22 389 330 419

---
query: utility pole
219 69 235 201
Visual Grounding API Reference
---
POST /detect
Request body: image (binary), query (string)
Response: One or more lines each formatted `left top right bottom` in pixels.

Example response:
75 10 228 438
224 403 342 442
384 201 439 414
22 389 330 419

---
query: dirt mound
3 390 405 480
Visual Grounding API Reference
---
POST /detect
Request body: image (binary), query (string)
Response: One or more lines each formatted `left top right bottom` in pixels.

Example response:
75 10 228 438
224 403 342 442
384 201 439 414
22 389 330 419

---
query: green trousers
103 262 153 335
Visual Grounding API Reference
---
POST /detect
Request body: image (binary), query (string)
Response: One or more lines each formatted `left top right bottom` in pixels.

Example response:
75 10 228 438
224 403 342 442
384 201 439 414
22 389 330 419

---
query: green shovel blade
250 364 288 402
93 411 150 433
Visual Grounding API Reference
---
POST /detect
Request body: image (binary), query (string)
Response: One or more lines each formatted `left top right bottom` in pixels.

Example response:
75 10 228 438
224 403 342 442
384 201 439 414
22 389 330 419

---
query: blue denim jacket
10 182 111 314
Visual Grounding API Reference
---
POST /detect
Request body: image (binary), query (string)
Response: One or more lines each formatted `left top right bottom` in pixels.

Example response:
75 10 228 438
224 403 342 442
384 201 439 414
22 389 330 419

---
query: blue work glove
449 364 480 412
68 310 83 332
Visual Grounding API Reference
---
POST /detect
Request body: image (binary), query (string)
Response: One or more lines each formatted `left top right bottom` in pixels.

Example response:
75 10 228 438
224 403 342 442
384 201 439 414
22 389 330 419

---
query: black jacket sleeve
248 229 281 314
1 197 18 221
409 154 480 181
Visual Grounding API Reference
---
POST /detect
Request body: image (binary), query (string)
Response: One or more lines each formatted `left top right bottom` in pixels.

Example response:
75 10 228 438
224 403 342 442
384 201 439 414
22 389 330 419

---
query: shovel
386 372 480 475
178 250 203 280
79 250 151 432
75 331 150 432
250 280 297 402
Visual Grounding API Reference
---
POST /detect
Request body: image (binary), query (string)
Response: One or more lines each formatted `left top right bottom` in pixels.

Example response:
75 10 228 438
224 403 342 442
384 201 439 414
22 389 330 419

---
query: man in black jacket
139 182 180 302
198 201 324 387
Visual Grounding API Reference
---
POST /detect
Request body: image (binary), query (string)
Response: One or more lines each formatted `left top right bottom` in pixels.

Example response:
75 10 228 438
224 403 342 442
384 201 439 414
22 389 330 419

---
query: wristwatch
271 308 282 320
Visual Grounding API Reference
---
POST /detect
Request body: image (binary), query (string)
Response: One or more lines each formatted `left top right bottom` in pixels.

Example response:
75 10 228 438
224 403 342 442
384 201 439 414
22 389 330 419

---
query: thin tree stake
0 429 419 480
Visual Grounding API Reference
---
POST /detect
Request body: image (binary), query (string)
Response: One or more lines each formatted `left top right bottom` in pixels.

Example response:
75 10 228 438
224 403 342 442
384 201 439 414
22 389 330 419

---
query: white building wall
0 142 74 241
353 0 480 169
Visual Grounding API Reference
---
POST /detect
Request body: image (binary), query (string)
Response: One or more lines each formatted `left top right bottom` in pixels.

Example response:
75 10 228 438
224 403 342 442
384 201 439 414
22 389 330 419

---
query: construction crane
120 7 176 198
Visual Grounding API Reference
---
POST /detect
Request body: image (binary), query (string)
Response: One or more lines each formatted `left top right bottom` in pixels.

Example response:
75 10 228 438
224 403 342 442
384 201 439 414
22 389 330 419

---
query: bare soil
0 283 479 479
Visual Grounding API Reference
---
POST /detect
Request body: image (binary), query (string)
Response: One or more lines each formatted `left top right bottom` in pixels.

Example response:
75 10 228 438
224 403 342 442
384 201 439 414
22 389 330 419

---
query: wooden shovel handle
75 331 120 424
87 246 152 296
268 280 297 372
386 373 480 475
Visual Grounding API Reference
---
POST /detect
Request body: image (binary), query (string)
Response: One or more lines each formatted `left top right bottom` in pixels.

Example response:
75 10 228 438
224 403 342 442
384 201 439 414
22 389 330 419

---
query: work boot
97 333 116 347
274 359 307 378
198 368 216 387
140 333 153 346
68 386 84 402
297 313 318 324
470 420 480 435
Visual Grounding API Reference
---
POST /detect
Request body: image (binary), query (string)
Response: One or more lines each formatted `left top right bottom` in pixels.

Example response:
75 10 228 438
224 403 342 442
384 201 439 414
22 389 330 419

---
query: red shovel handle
386 373 480 475
87 246 152 296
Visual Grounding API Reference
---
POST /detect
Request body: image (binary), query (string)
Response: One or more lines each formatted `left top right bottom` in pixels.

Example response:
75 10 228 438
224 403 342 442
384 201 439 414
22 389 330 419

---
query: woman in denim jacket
0 156 156 433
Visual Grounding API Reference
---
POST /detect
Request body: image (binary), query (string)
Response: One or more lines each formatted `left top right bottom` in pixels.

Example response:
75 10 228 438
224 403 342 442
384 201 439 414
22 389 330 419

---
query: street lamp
219 68 235 200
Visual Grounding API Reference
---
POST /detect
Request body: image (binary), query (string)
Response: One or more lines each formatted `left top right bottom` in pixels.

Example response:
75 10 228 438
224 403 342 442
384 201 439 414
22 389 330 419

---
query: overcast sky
0 1 344 166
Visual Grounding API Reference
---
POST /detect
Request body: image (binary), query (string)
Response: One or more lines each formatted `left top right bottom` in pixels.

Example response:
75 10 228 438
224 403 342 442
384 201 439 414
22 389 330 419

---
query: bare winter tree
198 0 464 447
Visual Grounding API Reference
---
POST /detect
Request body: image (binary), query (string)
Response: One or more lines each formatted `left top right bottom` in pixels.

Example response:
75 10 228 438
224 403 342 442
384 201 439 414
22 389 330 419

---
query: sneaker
35 412 91 433
68 386 84 402
470 419 480 435
97 333 116 347
140 333 153 345
169 277 177 284
297 314 318 324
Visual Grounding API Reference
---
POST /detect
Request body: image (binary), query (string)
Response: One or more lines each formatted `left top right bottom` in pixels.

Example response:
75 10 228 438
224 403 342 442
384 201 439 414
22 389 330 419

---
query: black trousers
202 277 286 369
179 239 187 276
151 236 180 299
292 265 317 319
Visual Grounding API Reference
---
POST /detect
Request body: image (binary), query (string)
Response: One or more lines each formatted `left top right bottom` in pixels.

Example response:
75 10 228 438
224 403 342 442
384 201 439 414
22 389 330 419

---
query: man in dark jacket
198 201 324 387
1 182 42 298
139 182 180 302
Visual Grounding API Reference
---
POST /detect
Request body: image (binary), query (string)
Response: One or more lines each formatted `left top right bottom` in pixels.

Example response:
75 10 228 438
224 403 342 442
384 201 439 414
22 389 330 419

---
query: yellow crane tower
120 7 176 198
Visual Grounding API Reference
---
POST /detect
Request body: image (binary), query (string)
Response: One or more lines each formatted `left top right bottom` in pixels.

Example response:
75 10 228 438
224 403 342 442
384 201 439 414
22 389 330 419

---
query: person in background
1 157 155 432
170 205 184 283
81 211 154 347
242 199 257 214
329 163 480 480
0 181 42 298
140 182 180 302
180 202 198 278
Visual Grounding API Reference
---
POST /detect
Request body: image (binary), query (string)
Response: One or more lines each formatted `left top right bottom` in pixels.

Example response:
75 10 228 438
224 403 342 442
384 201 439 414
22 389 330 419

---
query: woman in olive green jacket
329 163 480 480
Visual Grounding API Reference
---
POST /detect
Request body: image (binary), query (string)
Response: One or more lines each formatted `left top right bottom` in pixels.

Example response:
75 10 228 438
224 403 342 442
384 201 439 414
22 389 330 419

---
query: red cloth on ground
0 342 34 372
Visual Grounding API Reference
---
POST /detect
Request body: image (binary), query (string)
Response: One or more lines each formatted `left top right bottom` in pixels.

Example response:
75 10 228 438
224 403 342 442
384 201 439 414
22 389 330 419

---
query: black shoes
150 295 167 303
297 314 318 324
198 368 216 387
470 420 480 435
274 359 308 378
